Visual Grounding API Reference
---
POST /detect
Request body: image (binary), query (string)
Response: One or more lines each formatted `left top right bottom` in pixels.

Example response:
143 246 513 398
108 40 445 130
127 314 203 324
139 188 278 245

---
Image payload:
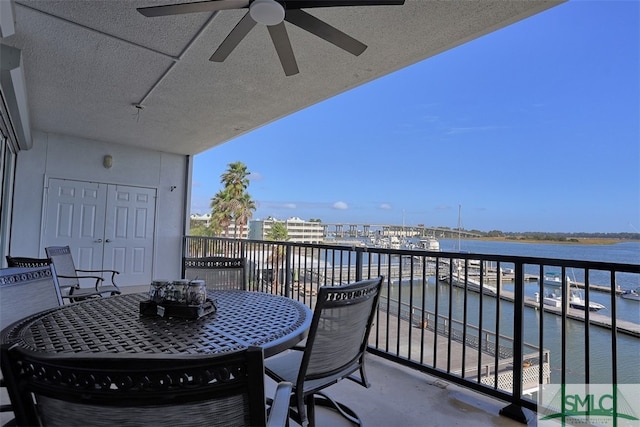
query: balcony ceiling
4 0 561 155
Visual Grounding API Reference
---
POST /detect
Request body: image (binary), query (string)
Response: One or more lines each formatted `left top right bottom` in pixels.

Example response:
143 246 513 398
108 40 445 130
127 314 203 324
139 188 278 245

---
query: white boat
417 237 440 252
620 288 640 301
543 272 570 287
542 289 605 312
389 236 401 250
449 272 497 295
568 290 606 311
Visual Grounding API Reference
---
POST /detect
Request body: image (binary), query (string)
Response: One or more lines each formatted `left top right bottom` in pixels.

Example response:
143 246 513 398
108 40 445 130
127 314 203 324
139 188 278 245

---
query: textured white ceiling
3 0 562 155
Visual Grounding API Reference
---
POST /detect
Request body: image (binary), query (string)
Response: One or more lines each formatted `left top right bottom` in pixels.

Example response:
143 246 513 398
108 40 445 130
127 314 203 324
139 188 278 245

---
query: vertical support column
499 262 529 424
355 249 363 282
283 244 291 298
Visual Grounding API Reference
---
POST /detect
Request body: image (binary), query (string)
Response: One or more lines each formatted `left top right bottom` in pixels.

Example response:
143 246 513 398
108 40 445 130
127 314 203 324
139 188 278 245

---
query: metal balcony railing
183 236 640 423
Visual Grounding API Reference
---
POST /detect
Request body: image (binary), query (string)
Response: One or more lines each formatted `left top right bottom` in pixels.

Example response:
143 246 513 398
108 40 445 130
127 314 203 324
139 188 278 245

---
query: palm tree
210 162 256 238
266 222 288 241
234 193 256 238
210 189 233 236
266 222 288 294
221 161 249 199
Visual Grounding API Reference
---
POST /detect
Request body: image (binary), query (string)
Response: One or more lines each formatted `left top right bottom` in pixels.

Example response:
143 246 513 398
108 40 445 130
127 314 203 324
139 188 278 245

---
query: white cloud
333 201 348 210
284 203 296 209
379 203 392 210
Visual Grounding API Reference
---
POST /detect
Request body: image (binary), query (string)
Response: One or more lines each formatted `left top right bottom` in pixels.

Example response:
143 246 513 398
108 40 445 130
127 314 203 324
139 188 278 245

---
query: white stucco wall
11 130 189 283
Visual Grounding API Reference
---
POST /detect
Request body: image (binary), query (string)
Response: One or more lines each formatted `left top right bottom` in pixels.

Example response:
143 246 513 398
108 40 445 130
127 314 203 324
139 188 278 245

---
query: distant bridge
322 223 481 239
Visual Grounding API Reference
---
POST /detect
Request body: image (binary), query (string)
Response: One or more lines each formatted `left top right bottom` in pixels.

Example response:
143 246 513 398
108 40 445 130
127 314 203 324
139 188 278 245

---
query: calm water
381 239 640 385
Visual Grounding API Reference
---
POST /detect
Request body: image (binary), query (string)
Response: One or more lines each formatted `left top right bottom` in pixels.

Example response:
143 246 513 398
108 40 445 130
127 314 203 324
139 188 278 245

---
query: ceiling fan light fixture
249 0 285 26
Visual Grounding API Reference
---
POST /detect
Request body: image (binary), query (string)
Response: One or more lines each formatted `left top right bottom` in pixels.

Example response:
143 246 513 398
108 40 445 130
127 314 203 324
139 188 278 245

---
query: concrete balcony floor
267 352 532 427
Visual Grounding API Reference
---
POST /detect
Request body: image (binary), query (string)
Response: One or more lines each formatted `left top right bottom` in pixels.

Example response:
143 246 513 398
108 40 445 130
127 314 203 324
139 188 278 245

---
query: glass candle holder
187 280 206 305
170 279 190 304
149 280 168 303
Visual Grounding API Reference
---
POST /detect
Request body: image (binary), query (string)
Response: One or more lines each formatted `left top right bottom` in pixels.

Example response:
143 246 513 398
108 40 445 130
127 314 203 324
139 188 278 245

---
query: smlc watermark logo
538 384 640 426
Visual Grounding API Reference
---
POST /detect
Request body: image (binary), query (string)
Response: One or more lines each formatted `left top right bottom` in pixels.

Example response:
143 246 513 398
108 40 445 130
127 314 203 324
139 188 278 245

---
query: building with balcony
249 217 324 244
190 213 249 239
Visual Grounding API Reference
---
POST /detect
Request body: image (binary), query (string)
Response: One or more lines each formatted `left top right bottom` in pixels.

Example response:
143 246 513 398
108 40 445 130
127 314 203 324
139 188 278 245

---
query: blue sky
191 1 639 233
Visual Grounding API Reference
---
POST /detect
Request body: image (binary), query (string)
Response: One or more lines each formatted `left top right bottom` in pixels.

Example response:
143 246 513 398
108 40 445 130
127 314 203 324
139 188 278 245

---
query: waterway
384 239 640 385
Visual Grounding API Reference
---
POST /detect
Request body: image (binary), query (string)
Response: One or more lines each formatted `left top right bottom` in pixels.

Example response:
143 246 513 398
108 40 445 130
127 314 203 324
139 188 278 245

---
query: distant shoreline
473 237 638 245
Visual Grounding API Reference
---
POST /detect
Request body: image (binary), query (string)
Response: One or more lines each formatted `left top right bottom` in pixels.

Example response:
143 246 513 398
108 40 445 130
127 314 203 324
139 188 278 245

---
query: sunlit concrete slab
265 352 533 427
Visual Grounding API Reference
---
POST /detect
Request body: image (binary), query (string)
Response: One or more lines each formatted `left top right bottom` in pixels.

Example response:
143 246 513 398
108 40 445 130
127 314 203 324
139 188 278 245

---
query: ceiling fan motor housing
249 0 285 26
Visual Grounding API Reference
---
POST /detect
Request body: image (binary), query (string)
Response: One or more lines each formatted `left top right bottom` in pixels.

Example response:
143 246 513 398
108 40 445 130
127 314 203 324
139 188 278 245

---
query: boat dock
298 264 640 338
497 291 640 338
370 297 551 394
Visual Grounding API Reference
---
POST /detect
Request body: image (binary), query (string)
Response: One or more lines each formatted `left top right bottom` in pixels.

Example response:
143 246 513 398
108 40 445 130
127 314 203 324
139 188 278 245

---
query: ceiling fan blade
283 0 405 9
137 0 249 17
285 9 367 56
210 12 257 62
267 23 299 76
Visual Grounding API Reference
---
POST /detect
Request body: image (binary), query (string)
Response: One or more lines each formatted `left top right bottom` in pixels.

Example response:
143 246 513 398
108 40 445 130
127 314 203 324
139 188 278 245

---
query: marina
301 263 640 338
291 238 640 386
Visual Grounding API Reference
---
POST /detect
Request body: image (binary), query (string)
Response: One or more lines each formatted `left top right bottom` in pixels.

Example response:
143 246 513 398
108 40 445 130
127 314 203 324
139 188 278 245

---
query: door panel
103 185 156 285
44 179 156 286
44 179 106 270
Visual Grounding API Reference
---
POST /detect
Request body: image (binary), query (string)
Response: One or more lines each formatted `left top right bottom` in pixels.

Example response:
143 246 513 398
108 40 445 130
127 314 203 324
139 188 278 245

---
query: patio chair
1 345 292 427
5 256 103 302
44 246 121 300
265 276 384 427
183 256 247 290
0 265 64 424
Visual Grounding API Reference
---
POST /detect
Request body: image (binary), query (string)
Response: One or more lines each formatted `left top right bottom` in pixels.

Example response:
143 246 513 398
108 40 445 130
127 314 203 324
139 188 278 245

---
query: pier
296 263 640 338
512 292 640 337
369 300 550 395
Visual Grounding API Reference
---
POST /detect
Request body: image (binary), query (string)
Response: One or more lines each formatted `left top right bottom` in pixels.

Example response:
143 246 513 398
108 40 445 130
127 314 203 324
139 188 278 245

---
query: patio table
0 290 312 358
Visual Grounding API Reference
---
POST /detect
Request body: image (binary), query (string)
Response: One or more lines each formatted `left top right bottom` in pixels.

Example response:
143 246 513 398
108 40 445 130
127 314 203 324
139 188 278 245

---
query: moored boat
542 289 606 312
417 237 440 252
543 272 571 287
620 288 640 301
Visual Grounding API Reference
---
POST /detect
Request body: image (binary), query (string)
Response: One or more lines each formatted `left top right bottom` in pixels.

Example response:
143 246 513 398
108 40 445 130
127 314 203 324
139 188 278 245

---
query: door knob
105 239 112 243
95 239 103 243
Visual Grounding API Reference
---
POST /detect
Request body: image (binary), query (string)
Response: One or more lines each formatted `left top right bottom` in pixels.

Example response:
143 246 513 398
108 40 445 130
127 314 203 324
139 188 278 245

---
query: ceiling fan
138 0 405 76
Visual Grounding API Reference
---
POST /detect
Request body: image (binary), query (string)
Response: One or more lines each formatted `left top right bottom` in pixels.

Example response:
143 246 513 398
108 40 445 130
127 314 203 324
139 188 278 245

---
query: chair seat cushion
265 350 361 395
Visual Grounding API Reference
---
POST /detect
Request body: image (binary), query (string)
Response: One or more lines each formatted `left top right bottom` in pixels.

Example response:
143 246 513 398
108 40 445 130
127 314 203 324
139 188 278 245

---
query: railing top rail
185 235 640 273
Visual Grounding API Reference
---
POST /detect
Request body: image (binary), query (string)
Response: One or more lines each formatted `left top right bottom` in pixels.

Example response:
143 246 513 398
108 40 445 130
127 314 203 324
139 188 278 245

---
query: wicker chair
265 276 384 427
5 255 102 302
44 246 121 300
0 265 64 424
1 345 291 427
183 257 247 290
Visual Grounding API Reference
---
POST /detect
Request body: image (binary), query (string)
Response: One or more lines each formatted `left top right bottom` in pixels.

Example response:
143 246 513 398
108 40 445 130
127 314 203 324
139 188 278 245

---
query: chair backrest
44 245 80 289
183 257 247 290
6 256 52 268
0 266 63 329
299 276 383 382
2 345 269 427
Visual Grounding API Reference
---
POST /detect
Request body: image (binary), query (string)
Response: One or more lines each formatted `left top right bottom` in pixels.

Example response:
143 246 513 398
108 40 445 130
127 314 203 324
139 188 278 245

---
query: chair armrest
267 381 292 427
291 337 307 351
75 269 120 288
57 274 104 291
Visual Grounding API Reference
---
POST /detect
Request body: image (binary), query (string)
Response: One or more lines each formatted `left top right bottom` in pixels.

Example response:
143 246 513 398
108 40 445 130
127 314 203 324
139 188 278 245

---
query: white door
43 178 156 286
102 185 156 285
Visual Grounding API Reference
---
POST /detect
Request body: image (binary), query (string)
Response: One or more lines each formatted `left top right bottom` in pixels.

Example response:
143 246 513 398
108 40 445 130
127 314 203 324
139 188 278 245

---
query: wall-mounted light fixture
103 155 113 169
